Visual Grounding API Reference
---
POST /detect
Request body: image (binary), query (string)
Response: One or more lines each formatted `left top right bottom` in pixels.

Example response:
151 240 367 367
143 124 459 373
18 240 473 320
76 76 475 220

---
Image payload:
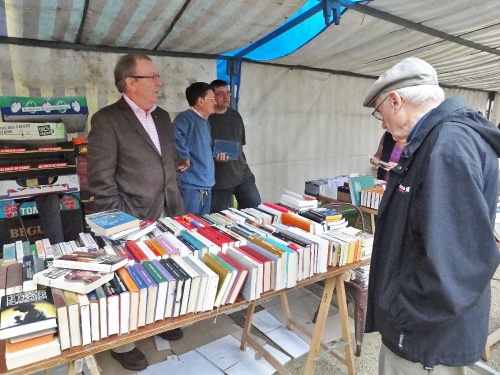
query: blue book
85 209 140 237
133 263 158 325
212 139 239 160
127 265 148 327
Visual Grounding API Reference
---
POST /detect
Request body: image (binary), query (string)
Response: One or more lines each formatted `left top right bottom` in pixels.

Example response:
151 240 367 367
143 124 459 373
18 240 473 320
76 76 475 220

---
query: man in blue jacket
363 57 500 374
173 82 225 214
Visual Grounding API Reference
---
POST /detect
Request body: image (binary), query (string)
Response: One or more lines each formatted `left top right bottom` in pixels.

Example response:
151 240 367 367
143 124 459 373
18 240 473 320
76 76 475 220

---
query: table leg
336 275 356 375
240 302 256 351
304 275 336 375
280 292 294 330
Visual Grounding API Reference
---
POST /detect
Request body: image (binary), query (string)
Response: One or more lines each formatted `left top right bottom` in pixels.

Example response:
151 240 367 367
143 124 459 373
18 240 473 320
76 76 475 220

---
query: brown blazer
88 97 184 220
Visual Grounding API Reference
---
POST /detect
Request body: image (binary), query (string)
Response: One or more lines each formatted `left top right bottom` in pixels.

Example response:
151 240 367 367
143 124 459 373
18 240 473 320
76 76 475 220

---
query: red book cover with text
125 241 148 263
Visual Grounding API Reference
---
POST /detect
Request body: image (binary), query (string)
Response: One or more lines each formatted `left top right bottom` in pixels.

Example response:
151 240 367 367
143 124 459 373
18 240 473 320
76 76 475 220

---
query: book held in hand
0 288 57 339
212 139 239 160
85 209 140 237
33 267 115 294
53 251 128 273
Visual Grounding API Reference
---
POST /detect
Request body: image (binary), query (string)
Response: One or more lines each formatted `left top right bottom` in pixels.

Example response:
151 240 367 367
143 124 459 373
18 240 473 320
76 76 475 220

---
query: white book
106 292 120 336
113 274 131 334
94 287 108 339
5 336 61 370
288 228 328 274
42 238 55 259
185 257 219 311
247 241 285 291
87 294 100 342
172 257 201 315
14 240 23 262
183 257 209 313
257 204 283 221
63 291 82 347
77 293 92 346
158 217 185 236
221 209 246 223
137 241 159 260
226 247 260 300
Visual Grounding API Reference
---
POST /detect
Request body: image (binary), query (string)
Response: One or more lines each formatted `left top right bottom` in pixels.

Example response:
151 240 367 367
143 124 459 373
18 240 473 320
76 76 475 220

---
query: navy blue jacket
365 96 500 367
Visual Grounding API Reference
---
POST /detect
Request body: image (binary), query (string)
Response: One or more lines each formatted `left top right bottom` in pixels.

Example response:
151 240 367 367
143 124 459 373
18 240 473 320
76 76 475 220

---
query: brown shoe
111 348 148 371
158 327 184 341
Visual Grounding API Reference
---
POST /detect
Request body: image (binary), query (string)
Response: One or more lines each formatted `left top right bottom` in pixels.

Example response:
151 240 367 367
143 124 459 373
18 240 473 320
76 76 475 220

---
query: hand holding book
367 154 397 171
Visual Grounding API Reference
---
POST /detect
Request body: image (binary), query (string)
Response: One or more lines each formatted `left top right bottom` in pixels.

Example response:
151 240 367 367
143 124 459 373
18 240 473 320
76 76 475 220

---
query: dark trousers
210 174 261 213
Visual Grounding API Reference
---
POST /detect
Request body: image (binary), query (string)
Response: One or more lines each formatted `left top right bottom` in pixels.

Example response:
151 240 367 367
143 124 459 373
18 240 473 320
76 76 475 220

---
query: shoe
111 348 148 371
158 327 184 341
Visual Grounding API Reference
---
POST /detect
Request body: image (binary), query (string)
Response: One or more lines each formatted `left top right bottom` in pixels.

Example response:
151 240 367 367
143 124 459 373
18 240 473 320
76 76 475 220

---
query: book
202 253 233 308
52 251 128 273
159 259 185 318
150 259 176 318
77 293 92 345
217 252 249 304
225 247 261 301
101 282 120 336
164 258 192 316
5 335 61 369
6 331 54 352
142 260 168 321
133 263 158 325
94 286 108 338
0 266 7 300
126 266 148 327
50 288 71 350
5 263 23 296
117 268 140 331
33 267 115 294
0 288 57 340
110 273 131 335
85 209 140 237
87 291 100 342
172 257 201 314
348 175 375 206
212 139 239 160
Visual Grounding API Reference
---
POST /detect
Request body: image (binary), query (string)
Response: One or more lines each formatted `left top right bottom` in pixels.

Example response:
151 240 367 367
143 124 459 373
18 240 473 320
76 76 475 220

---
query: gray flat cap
363 57 438 107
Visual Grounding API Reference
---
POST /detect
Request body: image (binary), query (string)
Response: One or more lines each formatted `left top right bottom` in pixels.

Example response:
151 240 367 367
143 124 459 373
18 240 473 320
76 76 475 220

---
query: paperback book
52 251 128 273
33 267 115 294
0 288 57 339
85 209 140 237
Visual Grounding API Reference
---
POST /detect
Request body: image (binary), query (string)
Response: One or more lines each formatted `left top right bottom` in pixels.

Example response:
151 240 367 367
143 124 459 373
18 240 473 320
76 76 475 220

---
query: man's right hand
176 159 190 171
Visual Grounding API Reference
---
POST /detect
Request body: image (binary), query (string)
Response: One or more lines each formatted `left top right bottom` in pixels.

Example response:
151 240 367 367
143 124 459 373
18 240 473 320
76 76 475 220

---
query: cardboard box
0 193 83 244
0 174 80 200
0 96 88 133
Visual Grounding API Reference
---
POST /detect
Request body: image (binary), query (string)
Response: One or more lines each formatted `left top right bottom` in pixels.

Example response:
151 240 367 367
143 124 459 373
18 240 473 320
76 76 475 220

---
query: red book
111 242 135 262
143 240 162 259
197 226 233 251
262 201 288 213
173 216 196 230
237 245 273 293
217 252 249 304
125 241 149 263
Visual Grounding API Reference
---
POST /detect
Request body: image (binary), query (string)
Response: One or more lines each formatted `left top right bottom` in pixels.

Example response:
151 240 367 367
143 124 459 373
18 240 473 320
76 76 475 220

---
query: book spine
52 259 112 273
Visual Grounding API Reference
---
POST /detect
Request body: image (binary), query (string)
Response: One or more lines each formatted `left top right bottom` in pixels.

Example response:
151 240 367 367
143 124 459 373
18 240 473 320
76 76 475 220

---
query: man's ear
125 77 136 92
388 91 404 111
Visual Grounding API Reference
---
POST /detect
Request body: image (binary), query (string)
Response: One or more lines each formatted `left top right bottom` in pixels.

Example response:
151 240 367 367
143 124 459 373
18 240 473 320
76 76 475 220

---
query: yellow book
202 254 233 308
146 239 168 259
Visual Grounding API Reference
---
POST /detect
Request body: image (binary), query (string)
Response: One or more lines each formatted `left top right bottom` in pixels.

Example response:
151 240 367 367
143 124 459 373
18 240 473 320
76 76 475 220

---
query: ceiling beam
74 0 90 44
338 0 500 56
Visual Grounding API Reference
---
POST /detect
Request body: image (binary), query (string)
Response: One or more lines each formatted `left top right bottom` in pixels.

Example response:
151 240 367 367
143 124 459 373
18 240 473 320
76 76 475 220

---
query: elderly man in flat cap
363 57 500 375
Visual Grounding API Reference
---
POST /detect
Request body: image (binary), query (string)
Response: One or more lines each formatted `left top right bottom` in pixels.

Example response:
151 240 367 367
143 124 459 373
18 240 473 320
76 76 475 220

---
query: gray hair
114 54 152 93
381 85 444 106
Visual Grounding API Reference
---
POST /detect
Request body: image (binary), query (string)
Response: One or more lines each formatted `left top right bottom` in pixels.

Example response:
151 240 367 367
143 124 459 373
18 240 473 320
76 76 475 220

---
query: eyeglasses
130 74 161 82
215 91 231 97
372 95 389 121
204 97 216 102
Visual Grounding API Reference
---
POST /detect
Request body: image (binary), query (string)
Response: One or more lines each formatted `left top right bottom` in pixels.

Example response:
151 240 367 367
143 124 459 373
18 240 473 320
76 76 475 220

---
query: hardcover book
53 251 128 273
85 209 140 237
33 267 115 294
0 288 57 340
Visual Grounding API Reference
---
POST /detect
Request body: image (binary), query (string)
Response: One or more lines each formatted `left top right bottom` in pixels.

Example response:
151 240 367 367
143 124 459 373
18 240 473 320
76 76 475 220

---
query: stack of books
0 288 60 369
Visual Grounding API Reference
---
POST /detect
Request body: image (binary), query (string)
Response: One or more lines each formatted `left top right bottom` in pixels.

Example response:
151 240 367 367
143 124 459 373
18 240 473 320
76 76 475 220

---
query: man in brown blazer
88 54 184 371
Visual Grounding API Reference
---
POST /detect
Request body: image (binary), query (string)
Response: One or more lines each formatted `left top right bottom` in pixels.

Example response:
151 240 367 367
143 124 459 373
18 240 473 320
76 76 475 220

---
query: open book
367 154 394 171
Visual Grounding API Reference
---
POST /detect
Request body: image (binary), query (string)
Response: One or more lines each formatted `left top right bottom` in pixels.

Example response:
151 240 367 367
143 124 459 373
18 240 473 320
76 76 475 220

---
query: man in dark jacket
363 57 500 374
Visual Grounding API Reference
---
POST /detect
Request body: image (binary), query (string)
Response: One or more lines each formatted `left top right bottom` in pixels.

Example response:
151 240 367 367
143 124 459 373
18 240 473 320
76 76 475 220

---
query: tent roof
1 0 499 92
